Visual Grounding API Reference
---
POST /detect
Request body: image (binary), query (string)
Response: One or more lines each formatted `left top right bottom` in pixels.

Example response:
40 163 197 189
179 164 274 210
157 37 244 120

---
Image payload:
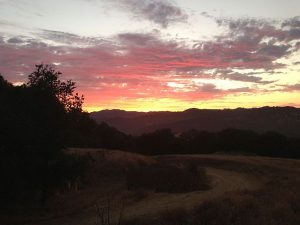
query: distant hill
90 107 300 137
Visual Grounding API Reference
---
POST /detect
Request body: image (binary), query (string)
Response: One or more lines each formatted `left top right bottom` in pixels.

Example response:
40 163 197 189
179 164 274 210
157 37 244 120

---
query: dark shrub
126 163 210 193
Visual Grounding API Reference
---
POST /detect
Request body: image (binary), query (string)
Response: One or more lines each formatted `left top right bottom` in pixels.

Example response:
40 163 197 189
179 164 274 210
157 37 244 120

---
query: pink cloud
0 17 299 107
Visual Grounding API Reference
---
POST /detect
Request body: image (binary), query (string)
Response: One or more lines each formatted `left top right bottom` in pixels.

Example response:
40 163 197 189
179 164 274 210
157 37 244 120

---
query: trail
35 166 261 225
123 167 260 219
27 151 300 225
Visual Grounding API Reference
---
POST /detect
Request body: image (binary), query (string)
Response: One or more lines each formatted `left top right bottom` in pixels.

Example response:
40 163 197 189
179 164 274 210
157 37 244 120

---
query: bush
126 163 210 193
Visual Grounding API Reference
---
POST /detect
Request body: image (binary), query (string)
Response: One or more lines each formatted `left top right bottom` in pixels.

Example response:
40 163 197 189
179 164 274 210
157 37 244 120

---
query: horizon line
87 105 299 113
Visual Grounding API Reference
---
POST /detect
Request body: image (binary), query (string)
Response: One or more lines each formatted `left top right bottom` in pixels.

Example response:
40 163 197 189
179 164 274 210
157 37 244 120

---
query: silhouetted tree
0 66 86 211
0 74 12 91
27 64 84 112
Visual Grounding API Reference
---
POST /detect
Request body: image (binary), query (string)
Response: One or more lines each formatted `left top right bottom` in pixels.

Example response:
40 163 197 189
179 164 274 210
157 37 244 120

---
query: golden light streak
84 91 300 112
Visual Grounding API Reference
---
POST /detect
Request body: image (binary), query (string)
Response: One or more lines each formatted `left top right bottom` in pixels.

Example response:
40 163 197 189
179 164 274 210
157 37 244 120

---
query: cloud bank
0 17 300 107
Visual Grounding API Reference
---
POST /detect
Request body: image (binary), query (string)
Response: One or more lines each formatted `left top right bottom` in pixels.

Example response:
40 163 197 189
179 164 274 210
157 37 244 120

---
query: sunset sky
0 0 300 112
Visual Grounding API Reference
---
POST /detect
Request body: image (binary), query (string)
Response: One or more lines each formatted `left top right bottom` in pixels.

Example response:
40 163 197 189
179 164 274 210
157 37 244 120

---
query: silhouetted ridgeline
90 107 300 137
62 119 300 158
87 108 300 158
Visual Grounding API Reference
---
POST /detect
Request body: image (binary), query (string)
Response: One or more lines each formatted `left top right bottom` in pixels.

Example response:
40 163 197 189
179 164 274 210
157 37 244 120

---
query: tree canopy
27 64 84 112
0 64 85 211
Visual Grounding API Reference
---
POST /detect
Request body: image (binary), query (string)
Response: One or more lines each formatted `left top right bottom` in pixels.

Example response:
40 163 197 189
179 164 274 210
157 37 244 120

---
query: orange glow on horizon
83 91 300 112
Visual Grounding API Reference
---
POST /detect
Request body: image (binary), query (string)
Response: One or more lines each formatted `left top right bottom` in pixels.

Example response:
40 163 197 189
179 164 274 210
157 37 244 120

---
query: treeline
70 124 300 158
130 128 300 158
53 95 300 159
63 109 300 158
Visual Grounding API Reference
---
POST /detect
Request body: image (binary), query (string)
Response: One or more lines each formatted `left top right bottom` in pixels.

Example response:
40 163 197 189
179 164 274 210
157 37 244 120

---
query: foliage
126 163 210 193
128 128 300 158
27 64 84 112
133 129 180 155
0 65 85 211
64 110 131 149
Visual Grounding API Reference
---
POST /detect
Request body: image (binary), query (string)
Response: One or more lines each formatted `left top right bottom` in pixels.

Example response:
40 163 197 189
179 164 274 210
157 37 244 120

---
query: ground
5 148 300 225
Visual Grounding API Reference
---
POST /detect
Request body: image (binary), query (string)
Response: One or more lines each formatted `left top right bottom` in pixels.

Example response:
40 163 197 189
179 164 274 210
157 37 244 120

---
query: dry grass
124 154 300 225
2 149 300 225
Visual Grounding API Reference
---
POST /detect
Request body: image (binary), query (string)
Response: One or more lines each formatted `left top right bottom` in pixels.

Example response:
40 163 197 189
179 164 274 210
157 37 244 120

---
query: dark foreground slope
4 149 299 225
90 107 300 137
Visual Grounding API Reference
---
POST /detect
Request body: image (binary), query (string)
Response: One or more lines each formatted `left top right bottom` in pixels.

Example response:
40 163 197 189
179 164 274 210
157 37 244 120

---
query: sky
0 0 300 112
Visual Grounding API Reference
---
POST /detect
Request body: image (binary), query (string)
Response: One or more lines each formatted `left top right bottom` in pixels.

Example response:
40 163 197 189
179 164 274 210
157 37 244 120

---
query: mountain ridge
90 106 300 137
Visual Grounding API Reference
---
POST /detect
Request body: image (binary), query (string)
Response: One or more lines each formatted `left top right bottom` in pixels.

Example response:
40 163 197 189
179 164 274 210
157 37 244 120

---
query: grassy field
5 148 300 225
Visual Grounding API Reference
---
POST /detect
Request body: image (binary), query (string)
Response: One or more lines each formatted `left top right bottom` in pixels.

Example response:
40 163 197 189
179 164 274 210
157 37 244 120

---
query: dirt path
28 151 299 225
34 166 261 225
123 167 260 220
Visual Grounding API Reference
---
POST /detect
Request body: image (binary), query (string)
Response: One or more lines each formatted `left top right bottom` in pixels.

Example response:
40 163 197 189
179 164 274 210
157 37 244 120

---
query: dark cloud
211 17 300 73
282 16 300 28
0 36 4 43
37 30 104 46
214 69 275 84
200 12 214 19
286 28 300 41
281 17 300 41
216 18 272 34
217 17 300 43
113 0 188 28
257 43 291 58
227 87 252 93
7 37 24 44
195 83 251 96
198 83 220 93
281 84 300 91
117 32 158 46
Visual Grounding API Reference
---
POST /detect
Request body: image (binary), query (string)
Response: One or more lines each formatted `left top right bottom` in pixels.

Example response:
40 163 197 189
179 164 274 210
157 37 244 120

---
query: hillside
90 107 300 137
5 149 299 225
